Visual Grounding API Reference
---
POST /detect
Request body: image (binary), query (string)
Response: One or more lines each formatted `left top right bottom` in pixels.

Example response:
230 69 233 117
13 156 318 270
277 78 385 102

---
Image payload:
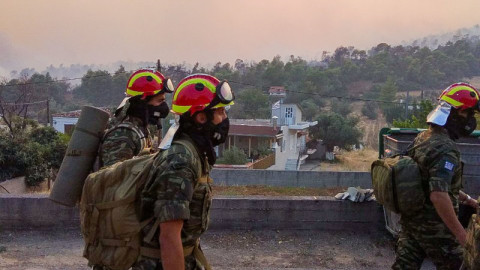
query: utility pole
46 99 50 127
404 89 409 119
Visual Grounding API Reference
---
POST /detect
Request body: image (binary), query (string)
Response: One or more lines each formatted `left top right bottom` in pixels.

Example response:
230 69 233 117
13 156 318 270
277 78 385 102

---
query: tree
73 70 114 106
362 101 378 120
217 146 248 165
393 100 434 128
0 75 42 136
229 87 270 119
330 99 351 116
300 99 319 121
0 119 68 185
379 77 403 123
309 112 363 152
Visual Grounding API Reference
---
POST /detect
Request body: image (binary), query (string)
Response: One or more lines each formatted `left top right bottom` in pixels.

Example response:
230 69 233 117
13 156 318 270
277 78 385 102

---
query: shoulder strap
174 138 205 178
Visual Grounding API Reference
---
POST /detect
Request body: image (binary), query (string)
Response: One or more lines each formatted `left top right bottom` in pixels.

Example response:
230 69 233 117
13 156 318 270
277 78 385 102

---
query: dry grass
318 148 378 172
336 148 378 171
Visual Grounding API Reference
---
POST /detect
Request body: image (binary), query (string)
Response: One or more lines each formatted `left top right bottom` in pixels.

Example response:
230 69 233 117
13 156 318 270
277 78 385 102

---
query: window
285 107 293 118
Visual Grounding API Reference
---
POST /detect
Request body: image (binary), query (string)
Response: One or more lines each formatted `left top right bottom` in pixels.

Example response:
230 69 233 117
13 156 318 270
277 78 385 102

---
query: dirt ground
0 228 437 270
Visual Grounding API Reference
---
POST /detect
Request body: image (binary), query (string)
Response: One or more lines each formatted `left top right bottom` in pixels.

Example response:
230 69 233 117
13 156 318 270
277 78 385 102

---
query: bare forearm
160 221 184 270
430 191 466 246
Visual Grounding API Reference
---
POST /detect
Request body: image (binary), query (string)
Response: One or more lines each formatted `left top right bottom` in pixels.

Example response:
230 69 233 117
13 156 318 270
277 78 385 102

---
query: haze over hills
2 24 480 83
402 24 480 49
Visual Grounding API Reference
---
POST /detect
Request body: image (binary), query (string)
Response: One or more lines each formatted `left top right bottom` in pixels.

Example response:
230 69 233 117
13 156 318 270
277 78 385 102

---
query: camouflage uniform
392 126 463 270
131 133 212 270
100 116 152 168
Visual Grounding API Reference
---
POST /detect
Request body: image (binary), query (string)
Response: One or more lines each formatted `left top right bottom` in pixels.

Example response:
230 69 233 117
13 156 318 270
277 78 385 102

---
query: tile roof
229 124 279 137
52 107 111 118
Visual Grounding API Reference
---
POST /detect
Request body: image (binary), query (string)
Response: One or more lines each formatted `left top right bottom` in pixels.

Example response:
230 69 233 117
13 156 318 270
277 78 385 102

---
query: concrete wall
211 169 372 188
0 195 383 233
210 170 479 197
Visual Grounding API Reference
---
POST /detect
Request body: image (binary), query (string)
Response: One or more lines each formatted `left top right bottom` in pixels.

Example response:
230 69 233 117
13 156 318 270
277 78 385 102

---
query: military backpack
464 197 480 270
371 154 426 215
80 138 200 270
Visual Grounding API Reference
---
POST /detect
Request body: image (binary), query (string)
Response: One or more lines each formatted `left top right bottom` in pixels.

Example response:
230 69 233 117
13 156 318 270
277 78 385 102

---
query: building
268 86 287 98
52 110 82 135
219 119 281 159
269 102 317 170
52 108 111 135
222 99 317 170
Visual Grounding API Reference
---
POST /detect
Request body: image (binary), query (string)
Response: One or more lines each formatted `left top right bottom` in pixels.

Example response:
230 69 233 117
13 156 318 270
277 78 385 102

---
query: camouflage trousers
392 221 463 270
93 254 203 270
130 255 200 270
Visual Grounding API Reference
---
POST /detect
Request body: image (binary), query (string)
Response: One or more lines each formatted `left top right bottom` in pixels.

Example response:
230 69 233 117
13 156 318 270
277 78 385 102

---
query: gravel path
0 228 436 270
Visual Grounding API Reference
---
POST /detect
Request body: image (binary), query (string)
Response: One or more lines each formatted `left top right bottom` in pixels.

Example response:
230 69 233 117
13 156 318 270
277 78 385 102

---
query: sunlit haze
1 0 479 74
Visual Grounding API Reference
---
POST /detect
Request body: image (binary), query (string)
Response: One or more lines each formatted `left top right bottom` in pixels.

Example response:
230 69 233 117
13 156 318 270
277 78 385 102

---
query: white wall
52 117 78 133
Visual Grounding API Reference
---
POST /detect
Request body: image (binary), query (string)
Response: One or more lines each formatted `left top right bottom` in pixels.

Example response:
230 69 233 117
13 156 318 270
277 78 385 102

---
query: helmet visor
426 101 452 126
217 81 235 104
163 78 175 93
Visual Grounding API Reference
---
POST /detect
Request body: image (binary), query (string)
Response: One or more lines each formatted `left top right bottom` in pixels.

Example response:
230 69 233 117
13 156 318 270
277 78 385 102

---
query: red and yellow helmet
439 82 480 111
172 74 234 115
126 68 174 99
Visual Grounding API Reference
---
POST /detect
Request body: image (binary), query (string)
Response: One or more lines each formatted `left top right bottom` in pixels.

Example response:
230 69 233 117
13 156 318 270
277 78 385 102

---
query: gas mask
148 102 169 126
445 110 477 139
460 115 477 136
211 118 230 146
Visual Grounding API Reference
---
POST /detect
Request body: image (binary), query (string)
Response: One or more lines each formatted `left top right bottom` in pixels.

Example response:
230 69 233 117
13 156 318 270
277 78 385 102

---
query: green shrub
217 146 248 165
0 123 69 186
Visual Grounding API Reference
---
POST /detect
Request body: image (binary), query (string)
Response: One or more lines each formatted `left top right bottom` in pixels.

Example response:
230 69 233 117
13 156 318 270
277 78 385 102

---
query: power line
1 100 49 106
1 67 410 106
228 80 406 105
0 70 132 88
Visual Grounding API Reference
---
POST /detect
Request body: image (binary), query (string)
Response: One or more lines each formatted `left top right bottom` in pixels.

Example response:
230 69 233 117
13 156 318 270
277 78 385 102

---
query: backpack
371 154 426 215
95 122 151 170
79 138 200 270
464 199 480 270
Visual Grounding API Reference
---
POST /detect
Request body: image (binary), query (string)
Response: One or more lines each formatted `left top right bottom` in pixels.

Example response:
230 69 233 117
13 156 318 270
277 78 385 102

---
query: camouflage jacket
100 116 152 167
403 126 463 224
133 134 212 270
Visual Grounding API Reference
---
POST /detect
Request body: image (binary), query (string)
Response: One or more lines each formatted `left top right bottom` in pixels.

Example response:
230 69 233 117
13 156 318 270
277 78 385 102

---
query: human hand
466 197 479 209
457 230 467 247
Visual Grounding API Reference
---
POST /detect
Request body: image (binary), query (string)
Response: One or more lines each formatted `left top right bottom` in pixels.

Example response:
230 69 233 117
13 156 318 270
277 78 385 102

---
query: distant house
223 98 317 170
268 102 317 170
268 86 287 98
218 119 282 159
52 108 111 135
271 102 302 126
52 110 82 135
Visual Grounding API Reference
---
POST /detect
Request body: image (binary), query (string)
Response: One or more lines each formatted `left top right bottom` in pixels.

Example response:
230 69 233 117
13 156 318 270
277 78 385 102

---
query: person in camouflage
392 83 480 270
131 74 234 270
100 69 174 167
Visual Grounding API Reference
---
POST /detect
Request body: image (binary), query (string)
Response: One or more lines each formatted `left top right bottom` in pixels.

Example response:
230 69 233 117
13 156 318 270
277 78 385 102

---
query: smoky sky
1 0 480 74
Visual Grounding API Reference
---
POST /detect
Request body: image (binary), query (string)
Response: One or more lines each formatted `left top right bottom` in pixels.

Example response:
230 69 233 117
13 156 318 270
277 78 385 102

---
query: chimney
272 116 278 131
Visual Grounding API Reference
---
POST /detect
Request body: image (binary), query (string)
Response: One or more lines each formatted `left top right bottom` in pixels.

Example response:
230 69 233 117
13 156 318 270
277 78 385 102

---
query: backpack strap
174 138 206 178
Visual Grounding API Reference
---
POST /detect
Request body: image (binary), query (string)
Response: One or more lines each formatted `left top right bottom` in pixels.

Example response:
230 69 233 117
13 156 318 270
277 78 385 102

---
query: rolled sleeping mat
49 106 110 207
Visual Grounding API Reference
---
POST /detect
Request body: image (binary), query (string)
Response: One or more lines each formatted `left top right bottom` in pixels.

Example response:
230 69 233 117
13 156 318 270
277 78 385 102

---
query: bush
0 123 69 186
362 102 378 119
217 146 248 165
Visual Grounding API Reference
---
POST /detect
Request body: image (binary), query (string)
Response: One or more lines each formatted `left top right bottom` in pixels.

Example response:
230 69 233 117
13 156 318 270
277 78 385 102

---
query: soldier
392 82 480 270
131 74 234 270
100 68 174 167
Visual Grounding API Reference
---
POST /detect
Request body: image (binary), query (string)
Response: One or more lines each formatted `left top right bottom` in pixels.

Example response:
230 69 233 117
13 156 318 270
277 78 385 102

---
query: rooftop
52 107 111 118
